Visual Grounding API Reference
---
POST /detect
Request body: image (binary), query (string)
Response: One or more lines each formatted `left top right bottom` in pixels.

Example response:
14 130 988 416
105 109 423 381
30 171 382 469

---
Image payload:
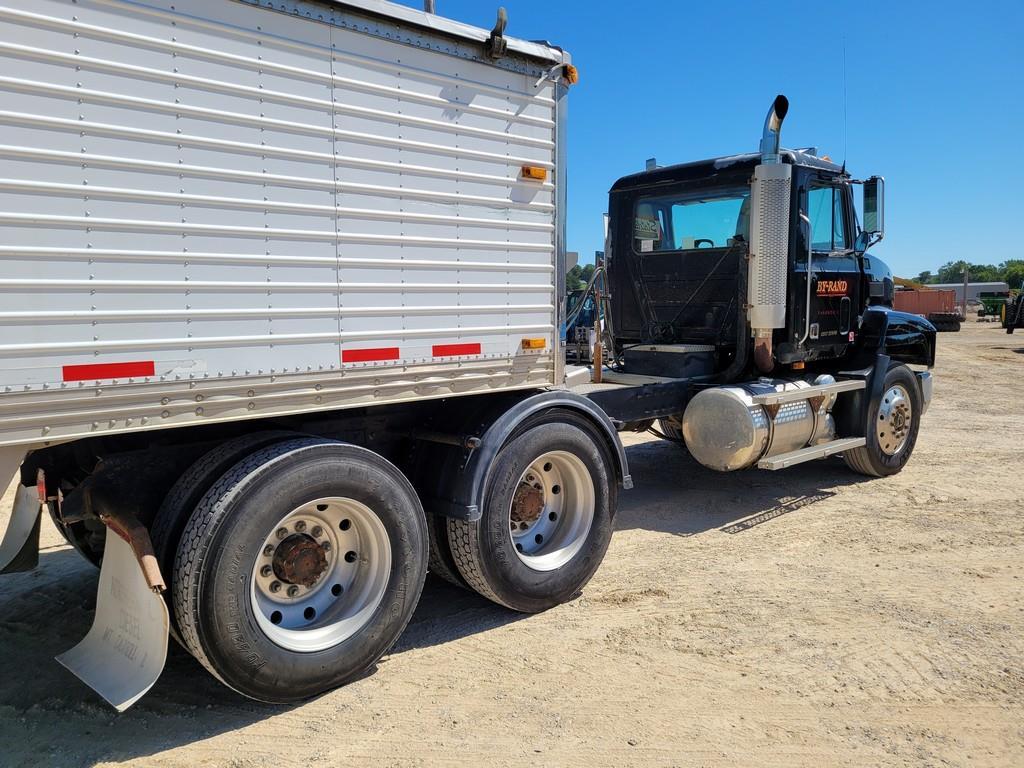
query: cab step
757 437 866 470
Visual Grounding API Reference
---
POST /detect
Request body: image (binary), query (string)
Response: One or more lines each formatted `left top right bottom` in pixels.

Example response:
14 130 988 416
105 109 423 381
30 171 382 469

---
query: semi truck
0 0 935 711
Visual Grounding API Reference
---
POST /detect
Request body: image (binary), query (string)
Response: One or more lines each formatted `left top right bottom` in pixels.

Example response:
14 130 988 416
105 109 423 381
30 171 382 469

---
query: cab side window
808 186 847 252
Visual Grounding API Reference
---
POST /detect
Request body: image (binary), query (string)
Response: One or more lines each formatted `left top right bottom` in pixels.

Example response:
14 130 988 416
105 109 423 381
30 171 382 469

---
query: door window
808 186 847 251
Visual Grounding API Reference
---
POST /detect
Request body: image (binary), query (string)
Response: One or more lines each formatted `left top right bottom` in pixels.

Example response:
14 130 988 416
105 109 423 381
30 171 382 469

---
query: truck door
799 177 860 353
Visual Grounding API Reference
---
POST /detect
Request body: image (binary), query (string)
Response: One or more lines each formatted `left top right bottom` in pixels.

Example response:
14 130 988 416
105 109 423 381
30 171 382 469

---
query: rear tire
656 415 684 443
843 364 922 477
426 512 468 588
447 418 615 613
172 438 427 702
151 430 299 639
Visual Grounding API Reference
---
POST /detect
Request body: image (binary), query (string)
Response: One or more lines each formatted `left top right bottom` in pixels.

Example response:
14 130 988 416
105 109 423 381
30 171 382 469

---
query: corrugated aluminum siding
0 0 565 447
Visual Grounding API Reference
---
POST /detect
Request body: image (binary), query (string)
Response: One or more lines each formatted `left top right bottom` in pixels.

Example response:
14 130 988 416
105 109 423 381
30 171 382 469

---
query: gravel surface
0 322 1021 767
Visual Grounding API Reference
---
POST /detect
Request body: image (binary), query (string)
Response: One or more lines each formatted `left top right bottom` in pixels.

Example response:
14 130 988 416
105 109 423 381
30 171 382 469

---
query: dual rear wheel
154 416 616 702
167 438 427 702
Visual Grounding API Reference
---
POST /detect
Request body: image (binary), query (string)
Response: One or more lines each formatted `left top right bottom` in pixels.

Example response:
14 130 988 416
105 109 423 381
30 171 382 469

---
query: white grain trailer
0 0 629 709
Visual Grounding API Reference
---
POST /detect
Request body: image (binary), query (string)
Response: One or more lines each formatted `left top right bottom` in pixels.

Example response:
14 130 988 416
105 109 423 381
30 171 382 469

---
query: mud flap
56 527 169 711
0 484 40 575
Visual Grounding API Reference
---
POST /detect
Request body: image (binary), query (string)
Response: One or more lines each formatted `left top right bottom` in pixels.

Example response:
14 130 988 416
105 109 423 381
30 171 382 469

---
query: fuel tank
681 377 838 471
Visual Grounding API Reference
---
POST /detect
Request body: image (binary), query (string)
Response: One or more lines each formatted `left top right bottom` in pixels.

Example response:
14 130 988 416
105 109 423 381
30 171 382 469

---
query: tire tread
172 437 333 688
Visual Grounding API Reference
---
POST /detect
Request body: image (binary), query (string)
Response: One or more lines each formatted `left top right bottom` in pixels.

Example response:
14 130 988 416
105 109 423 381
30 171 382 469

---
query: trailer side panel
0 0 565 447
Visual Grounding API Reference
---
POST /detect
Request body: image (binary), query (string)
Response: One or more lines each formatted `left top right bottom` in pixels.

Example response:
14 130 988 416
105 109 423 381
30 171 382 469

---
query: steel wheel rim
508 450 595 572
251 497 391 652
876 384 913 456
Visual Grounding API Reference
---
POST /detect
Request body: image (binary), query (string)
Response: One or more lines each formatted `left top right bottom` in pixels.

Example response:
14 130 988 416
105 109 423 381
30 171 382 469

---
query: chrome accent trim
797 211 814 345
916 370 933 415
757 436 866 470
759 95 789 165
750 378 865 406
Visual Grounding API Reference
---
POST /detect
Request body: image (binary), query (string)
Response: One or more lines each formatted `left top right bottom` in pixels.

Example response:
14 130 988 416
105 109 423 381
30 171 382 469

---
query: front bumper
916 370 933 415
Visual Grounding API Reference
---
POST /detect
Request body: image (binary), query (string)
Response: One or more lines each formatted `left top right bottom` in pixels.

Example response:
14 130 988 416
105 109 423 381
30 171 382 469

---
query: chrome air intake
748 95 792 372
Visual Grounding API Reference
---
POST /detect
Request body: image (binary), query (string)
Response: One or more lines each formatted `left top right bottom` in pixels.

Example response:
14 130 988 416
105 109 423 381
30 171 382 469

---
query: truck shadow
0 437 871 765
615 437 872 537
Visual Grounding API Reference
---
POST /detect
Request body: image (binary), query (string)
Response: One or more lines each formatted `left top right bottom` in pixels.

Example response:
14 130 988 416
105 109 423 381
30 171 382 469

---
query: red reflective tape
341 347 400 363
432 343 481 357
62 360 155 382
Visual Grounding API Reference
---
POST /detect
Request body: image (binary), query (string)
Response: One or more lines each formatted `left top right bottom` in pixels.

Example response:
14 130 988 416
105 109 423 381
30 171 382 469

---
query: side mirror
862 176 885 238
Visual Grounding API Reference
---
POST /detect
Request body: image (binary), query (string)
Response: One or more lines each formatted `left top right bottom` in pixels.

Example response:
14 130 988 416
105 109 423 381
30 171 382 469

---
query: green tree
935 261 969 284
566 264 584 290
915 270 933 285
565 263 596 291
1001 260 1024 290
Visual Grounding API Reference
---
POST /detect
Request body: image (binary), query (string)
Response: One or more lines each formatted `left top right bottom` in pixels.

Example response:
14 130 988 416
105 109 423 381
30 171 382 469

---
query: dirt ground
0 322 1021 767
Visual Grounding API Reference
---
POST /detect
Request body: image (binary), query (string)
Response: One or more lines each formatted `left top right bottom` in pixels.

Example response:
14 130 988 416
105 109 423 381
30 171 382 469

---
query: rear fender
422 390 631 521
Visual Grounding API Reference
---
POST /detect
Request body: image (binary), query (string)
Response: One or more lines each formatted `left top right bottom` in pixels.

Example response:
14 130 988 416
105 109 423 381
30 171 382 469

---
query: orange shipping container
893 289 957 316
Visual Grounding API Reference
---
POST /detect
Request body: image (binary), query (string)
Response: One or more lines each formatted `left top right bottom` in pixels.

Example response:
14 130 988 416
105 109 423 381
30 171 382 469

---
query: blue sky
398 0 1022 278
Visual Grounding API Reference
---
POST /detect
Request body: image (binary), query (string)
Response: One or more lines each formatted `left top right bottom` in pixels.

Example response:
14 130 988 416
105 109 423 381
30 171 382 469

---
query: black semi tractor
571 95 934 477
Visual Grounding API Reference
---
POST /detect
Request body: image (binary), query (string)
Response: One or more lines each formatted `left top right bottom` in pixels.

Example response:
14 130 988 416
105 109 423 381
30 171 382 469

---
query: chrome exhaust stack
748 95 792 373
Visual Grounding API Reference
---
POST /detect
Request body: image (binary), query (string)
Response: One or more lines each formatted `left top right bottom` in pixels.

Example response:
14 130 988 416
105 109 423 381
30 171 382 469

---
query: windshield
633 188 750 253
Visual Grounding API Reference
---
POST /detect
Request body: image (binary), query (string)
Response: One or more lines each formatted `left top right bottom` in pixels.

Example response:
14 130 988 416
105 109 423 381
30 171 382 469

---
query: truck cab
607 150 900 372
576 96 935 477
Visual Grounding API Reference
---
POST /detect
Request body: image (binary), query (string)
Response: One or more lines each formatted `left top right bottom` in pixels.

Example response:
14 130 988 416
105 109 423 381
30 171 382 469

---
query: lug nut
269 581 282 593
275 527 288 540
321 541 332 552
311 525 323 538
260 565 273 577
263 544 274 557
294 520 306 533
287 585 300 597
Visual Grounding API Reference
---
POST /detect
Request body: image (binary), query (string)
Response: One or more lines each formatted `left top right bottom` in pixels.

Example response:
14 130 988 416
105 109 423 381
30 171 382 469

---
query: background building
929 282 1010 303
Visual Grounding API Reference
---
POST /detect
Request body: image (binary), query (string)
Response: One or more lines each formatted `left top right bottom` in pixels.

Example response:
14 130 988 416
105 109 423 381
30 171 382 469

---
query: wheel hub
507 451 596 572
511 482 545 526
876 384 913 456
272 534 328 587
250 497 392 652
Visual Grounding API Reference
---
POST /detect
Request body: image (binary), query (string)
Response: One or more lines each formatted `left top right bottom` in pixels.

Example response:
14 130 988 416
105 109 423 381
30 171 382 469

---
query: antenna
842 36 849 166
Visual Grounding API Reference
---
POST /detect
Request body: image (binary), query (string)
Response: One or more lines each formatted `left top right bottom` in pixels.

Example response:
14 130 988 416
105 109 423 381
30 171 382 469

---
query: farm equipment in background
1003 286 1024 334
893 284 961 332
978 291 1009 319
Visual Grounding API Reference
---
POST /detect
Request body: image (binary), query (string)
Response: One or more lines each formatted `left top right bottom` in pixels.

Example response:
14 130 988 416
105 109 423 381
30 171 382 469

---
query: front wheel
843 364 922 477
447 418 616 613
172 438 427 702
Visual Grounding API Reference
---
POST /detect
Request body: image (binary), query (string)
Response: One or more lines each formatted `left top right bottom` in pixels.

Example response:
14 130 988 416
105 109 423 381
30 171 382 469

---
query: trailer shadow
614 436 873 537
0 545 521 767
